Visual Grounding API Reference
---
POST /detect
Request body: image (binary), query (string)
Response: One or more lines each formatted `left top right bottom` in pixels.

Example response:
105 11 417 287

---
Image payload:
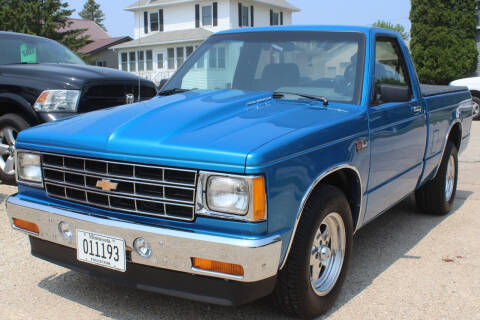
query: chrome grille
41 153 197 221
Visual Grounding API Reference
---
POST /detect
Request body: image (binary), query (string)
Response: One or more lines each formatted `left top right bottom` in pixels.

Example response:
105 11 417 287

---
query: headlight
196 172 266 222
207 176 249 215
33 90 80 112
16 152 42 184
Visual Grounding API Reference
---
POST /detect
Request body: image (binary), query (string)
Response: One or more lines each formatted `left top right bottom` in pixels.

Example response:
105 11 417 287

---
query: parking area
0 122 479 320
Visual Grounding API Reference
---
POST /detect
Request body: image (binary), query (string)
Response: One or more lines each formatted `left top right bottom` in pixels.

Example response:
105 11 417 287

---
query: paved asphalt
0 122 479 320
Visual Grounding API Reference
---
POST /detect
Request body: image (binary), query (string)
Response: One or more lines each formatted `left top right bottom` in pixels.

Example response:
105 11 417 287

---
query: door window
157 53 163 69
373 37 412 104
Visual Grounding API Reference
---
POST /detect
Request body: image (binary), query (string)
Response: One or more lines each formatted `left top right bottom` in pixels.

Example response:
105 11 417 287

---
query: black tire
416 141 458 215
472 96 480 120
273 185 353 319
0 113 30 185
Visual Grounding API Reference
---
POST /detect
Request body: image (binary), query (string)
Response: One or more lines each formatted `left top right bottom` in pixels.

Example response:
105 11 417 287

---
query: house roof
126 0 300 12
78 36 132 54
60 18 110 41
60 19 132 54
111 28 213 50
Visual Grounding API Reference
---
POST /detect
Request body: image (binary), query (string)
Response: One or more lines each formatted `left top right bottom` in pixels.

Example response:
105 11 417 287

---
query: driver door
365 36 427 221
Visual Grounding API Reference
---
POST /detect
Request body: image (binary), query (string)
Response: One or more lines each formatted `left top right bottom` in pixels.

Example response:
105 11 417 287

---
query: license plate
76 229 126 272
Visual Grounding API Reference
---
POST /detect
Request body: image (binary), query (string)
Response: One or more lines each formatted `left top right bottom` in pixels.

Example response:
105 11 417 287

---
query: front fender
0 93 39 123
245 125 370 269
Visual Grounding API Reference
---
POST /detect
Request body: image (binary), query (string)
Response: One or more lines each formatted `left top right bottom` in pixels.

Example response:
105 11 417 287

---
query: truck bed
421 84 468 97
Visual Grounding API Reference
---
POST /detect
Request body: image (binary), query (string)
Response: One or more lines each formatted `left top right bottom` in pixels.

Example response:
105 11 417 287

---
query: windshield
0 35 86 65
165 31 365 104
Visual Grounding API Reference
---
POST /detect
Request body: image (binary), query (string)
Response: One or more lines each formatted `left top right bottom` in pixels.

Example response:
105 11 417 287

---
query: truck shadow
37 191 472 320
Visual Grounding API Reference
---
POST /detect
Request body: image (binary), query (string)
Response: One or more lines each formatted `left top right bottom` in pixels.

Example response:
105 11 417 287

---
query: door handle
412 105 422 113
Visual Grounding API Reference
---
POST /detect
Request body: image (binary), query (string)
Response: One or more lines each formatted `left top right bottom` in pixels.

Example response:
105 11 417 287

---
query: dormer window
202 5 213 26
238 4 249 27
150 12 159 31
148 9 164 33
270 10 283 26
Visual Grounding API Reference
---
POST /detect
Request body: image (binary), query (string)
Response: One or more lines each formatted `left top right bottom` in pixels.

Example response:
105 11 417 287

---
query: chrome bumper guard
6 196 282 282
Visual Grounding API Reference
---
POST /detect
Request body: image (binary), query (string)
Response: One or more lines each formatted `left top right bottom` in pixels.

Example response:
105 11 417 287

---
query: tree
79 0 106 31
372 20 409 41
410 0 478 84
0 0 91 53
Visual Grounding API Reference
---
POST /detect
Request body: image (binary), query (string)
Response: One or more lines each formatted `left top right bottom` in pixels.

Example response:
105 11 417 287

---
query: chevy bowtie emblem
96 179 118 192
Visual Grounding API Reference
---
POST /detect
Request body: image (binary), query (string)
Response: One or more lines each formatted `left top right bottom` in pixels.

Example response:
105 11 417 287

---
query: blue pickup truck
6 26 473 318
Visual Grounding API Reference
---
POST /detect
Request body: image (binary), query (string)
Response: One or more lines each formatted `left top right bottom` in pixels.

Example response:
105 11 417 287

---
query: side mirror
377 84 411 104
158 78 169 93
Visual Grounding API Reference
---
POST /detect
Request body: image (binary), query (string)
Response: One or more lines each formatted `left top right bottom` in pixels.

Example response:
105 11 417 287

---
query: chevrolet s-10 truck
6 26 473 318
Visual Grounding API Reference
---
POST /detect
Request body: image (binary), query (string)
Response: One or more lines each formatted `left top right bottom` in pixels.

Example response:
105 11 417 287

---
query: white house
112 0 300 83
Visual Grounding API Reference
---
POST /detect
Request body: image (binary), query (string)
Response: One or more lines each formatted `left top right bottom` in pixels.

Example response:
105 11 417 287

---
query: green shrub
410 0 478 84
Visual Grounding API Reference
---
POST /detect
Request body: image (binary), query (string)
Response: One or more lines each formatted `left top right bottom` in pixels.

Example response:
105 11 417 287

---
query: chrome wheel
445 154 455 202
473 101 479 118
310 212 346 296
0 127 17 176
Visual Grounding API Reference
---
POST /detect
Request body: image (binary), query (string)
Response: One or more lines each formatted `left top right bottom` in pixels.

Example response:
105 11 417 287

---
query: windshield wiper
158 88 192 96
273 91 329 106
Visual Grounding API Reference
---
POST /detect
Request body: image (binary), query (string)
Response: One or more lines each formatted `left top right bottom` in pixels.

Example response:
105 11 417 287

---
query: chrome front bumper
6 195 282 282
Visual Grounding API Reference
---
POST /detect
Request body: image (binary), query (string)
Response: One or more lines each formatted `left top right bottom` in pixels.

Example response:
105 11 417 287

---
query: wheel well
314 168 362 229
448 122 462 150
0 100 36 125
470 90 480 99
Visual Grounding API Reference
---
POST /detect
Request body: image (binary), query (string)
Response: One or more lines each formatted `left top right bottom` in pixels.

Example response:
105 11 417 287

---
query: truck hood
1 63 145 89
17 90 360 172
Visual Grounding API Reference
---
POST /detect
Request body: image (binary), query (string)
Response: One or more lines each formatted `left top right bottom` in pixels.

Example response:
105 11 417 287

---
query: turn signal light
192 258 244 276
13 218 39 234
252 177 266 221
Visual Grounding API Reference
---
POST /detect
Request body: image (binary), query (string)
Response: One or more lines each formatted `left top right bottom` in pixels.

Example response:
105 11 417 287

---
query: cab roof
217 25 398 37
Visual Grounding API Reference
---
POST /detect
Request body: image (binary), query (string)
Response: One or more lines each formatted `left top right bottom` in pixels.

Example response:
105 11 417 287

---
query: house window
271 11 279 25
218 47 226 68
196 55 205 68
150 12 159 32
121 53 128 71
167 48 175 69
177 47 184 68
157 53 164 69
129 52 136 71
241 5 249 27
206 47 226 69
146 50 153 71
209 47 217 68
138 51 145 71
186 46 194 58
96 60 107 67
202 5 212 26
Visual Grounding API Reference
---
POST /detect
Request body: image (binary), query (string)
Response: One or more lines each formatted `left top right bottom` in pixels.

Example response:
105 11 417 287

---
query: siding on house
118 0 299 83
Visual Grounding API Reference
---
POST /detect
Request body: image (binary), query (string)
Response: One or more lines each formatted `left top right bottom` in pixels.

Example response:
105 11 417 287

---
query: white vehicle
450 77 480 120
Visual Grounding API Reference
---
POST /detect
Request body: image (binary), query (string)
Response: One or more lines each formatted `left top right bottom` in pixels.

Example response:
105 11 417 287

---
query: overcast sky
67 0 412 37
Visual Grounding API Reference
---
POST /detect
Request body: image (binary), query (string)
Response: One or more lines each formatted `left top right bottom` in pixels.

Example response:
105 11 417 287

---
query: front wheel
273 185 353 319
0 114 30 185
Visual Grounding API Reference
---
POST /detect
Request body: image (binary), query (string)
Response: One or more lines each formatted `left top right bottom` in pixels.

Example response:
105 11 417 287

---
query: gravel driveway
1 123 479 320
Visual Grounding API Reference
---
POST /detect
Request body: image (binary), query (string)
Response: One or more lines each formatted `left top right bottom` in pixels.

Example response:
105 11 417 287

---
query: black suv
0 32 157 184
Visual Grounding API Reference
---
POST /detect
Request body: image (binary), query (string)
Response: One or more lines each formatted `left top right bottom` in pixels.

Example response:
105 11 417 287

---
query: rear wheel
0 114 30 185
472 96 480 120
273 185 353 319
416 141 458 215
